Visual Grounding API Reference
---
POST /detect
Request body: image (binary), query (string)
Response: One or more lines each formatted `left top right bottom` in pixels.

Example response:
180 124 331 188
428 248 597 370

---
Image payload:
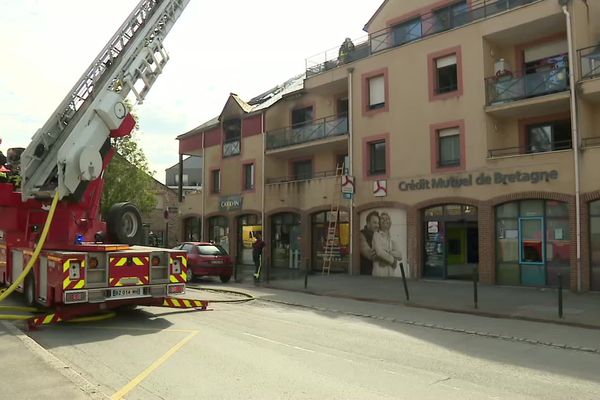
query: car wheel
24 273 36 307
219 275 231 283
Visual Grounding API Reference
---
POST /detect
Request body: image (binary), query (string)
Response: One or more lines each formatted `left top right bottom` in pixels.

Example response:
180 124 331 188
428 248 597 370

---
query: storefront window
311 211 350 272
238 214 262 265
590 200 600 290
183 217 201 242
496 200 569 287
208 216 229 254
271 213 301 269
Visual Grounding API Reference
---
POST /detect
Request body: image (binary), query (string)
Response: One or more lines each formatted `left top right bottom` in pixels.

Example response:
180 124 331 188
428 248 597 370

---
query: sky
0 0 383 183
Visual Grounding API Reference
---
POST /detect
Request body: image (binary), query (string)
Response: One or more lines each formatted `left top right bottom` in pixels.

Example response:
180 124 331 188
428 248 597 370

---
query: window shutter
436 54 457 69
524 40 567 63
369 76 385 106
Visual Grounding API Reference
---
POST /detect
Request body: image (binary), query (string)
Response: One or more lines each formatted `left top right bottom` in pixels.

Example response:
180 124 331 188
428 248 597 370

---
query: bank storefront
397 167 574 288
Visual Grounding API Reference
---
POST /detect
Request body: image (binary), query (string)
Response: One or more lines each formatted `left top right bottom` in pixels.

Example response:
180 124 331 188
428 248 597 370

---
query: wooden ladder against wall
322 163 344 275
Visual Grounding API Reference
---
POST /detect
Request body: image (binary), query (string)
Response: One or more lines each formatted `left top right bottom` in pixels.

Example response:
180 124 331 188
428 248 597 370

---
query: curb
253 283 600 331
0 321 109 400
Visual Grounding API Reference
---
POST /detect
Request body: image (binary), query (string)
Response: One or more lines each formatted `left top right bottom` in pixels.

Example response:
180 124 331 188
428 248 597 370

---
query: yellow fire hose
0 192 114 324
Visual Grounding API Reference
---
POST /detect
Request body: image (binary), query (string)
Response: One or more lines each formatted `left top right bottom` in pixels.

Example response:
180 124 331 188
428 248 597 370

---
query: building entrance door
423 204 478 280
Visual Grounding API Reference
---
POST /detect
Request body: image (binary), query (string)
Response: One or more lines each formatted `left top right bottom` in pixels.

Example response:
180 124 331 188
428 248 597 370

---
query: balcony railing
488 139 572 157
223 137 241 157
485 59 569 106
266 169 338 184
266 114 348 151
306 0 538 77
578 45 600 80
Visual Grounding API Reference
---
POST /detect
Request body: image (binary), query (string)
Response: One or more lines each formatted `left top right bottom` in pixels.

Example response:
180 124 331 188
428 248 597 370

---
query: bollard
265 257 270 284
304 258 309 290
473 266 478 309
558 273 563 318
399 262 410 301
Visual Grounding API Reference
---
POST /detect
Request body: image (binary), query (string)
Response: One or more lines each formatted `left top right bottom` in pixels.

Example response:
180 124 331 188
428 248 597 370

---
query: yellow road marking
111 331 198 400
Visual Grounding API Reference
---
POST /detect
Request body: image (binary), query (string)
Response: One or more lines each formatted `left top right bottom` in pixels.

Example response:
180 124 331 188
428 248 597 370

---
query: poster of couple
359 208 409 278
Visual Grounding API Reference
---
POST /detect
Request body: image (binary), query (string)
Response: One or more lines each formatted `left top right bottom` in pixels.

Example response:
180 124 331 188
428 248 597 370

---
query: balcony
266 114 348 151
265 173 339 210
578 45 600 103
305 0 539 77
488 139 572 158
223 137 240 157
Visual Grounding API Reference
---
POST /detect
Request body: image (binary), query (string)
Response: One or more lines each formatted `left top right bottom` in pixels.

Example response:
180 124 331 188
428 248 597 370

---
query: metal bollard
473 266 478 309
266 257 270 284
399 262 410 301
304 258 309 290
558 273 563 318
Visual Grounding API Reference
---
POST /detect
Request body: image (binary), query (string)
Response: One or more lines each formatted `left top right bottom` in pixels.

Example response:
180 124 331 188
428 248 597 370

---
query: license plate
110 287 144 299
212 260 224 265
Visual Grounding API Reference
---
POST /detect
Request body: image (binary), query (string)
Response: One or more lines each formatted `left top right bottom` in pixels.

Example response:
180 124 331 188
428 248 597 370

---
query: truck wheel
220 275 231 283
24 273 36 307
107 202 143 245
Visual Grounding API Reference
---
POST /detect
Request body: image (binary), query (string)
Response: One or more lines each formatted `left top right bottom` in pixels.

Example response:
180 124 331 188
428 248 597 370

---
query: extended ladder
322 163 344 275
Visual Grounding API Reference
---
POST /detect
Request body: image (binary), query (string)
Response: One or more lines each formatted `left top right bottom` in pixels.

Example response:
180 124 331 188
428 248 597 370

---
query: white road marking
242 332 315 353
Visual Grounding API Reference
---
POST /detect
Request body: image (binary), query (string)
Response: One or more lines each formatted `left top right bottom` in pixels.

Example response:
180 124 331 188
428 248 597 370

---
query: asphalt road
23 287 600 400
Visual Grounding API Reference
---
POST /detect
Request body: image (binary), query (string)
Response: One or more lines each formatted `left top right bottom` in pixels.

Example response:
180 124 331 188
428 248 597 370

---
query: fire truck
0 0 201 324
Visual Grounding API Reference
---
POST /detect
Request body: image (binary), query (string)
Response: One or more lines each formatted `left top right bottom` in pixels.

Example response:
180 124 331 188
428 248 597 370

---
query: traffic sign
341 175 355 194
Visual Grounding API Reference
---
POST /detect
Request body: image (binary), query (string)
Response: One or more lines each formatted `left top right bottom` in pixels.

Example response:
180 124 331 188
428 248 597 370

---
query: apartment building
176 0 600 291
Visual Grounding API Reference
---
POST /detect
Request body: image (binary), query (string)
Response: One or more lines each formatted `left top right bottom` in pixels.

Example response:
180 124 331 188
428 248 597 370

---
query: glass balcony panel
486 60 569 105
579 45 600 79
266 114 348 150
306 0 539 76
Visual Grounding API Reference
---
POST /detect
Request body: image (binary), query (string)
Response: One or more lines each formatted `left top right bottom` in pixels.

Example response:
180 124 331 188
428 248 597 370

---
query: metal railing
578 45 600 80
437 159 461 168
306 0 538 77
223 137 241 157
488 139 572 157
485 59 569 105
266 169 338 184
582 137 600 148
266 114 348 150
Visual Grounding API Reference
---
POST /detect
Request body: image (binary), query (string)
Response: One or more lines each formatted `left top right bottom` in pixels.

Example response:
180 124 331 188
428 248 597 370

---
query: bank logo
373 180 387 197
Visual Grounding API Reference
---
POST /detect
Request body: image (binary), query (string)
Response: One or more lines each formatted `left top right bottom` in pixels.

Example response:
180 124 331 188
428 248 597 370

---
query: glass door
519 217 545 286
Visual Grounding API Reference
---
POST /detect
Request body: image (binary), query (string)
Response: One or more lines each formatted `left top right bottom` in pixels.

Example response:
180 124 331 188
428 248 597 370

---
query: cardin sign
219 195 243 211
399 170 559 192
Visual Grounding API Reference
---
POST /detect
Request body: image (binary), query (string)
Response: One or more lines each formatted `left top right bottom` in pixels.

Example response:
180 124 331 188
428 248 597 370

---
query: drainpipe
261 111 266 243
201 132 206 241
562 2 582 291
347 67 354 276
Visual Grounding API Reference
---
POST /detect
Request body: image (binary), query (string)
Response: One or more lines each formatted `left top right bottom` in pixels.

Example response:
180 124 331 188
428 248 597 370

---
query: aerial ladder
321 163 344 275
0 0 209 326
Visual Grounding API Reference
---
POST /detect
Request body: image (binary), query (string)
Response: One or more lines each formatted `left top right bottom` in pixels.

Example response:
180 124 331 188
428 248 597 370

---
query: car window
182 244 195 253
197 245 228 256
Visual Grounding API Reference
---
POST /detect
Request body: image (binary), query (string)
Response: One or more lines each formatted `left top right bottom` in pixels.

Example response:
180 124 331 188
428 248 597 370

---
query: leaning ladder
322 163 344 275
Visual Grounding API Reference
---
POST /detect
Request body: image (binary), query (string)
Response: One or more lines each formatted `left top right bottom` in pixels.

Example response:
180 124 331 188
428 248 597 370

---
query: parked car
173 242 233 283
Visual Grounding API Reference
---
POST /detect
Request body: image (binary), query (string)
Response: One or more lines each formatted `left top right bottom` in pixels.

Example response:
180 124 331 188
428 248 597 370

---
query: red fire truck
0 0 200 324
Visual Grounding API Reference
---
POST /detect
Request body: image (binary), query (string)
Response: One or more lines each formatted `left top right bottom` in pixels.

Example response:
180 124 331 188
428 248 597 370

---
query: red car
174 242 233 283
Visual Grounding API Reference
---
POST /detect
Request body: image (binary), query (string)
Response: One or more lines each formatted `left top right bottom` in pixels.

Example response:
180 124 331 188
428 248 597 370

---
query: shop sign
219 195 243 212
399 170 558 192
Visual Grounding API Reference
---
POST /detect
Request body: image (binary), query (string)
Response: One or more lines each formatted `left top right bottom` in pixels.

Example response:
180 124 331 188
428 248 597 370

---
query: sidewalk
0 297 105 399
233 265 600 329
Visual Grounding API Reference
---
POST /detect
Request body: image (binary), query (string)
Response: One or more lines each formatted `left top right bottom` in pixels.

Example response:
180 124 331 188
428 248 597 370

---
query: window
223 118 241 157
292 106 313 128
435 54 458 94
432 1 468 33
438 128 461 167
369 140 386 176
293 160 312 180
527 120 571 153
211 169 221 193
175 174 189 185
392 17 422 45
368 76 385 110
243 163 255 191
